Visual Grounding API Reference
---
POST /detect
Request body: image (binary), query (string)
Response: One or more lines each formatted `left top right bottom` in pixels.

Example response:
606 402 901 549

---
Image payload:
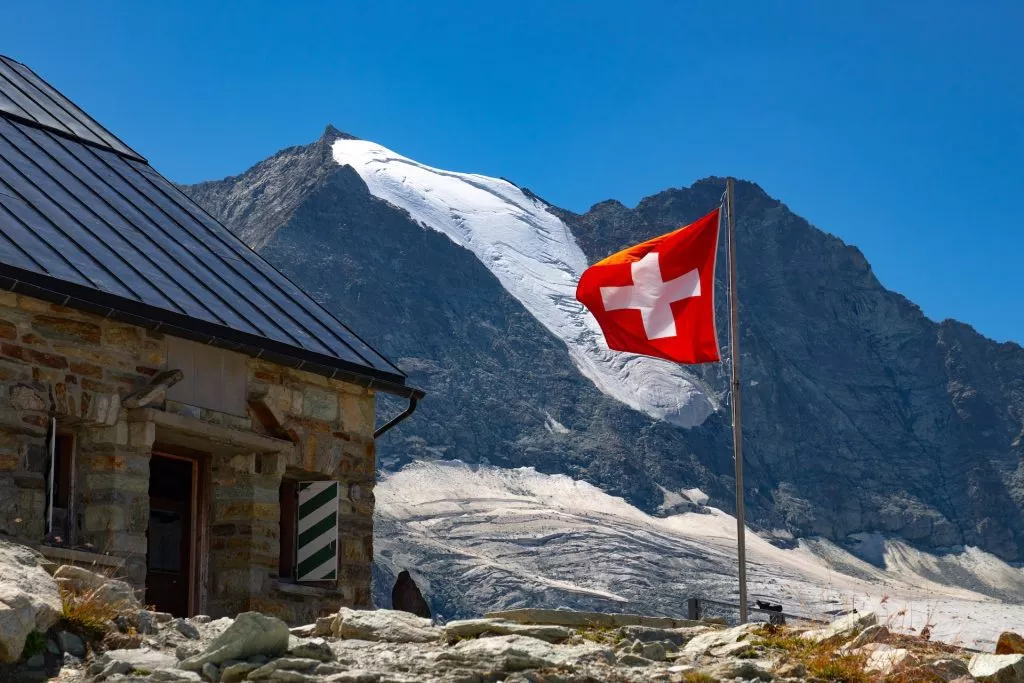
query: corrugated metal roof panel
0 56 410 390
0 56 143 161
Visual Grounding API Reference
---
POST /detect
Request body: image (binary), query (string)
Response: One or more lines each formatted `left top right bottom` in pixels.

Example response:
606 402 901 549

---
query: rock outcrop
0 540 61 662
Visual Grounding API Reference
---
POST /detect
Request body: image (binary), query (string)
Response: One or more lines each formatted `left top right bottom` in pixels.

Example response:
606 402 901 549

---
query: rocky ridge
183 128 1024 563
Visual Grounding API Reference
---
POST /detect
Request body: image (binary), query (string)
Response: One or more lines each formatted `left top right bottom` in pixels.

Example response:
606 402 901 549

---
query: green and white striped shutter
296 481 339 581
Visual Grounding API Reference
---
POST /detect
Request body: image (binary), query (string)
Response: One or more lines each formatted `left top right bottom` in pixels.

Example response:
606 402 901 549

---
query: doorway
146 453 197 616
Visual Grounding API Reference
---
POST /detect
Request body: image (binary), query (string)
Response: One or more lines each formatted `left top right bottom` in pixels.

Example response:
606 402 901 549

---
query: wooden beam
123 369 184 410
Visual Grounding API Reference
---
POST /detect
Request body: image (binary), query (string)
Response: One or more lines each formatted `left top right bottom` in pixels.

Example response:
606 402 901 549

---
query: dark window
47 432 75 544
54 433 74 510
279 479 297 580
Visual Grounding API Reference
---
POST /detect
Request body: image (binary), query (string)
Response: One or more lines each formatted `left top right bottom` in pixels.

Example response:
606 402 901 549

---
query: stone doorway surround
123 407 295 616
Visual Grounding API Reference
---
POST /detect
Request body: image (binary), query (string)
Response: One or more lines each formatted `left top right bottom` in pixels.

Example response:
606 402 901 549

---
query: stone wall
0 292 378 623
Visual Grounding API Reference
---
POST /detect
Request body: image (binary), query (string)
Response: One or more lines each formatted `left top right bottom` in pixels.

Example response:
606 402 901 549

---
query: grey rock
25 653 44 668
98 647 178 670
191 615 213 625
179 612 290 671
705 657 774 680
201 662 220 682
682 623 759 658
619 625 685 646
56 630 86 657
860 643 918 675
149 670 203 682
246 657 320 680
444 618 573 644
440 634 612 672
641 641 666 662
802 611 878 643
174 619 201 640
616 653 652 667
917 658 972 681
847 623 890 649
331 608 441 643
218 661 259 683
0 540 61 663
138 611 159 635
63 651 82 667
970 654 1024 682
287 637 334 662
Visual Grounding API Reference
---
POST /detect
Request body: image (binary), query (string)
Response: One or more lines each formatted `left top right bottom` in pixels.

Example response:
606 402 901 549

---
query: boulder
801 610 878 644
915 658 972 681
971 654 1024 682
847 623 890 649
681 622 759 658
391 570 431 619
860 642 918 676
179 612 290 671
999 633 1024 655
443 618 573 644
705 657 775 681
331 607 441 643
53 564 139 608
173 618 201 639
55 630 86 657
0 539 62 662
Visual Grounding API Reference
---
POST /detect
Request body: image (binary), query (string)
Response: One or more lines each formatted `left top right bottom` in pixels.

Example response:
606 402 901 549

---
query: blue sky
3 1 1021 343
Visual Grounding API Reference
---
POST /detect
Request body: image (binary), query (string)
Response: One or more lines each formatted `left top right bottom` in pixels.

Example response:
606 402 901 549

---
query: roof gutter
374 392 422 439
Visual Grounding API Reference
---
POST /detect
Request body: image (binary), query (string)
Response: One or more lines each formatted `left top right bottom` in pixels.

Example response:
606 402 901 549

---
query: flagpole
725 177 748 624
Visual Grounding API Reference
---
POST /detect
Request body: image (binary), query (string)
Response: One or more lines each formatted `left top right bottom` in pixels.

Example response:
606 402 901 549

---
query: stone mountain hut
0 55 423 623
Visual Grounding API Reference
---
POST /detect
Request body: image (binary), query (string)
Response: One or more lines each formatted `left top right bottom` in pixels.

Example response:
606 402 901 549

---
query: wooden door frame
150 446 210 616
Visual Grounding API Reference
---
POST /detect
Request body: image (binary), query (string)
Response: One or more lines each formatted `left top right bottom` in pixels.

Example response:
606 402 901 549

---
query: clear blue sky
3 1 1021 343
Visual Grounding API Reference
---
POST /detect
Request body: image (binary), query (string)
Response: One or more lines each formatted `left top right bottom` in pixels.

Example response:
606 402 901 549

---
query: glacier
375 460 1024 651
331 139 715 427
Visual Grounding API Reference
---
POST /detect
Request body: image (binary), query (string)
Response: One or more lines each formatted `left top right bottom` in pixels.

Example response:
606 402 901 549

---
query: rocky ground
5 540 1024 682
17 604 1024 683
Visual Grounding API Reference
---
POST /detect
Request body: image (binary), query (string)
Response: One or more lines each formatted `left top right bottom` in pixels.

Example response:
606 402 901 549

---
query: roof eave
0 263 421 399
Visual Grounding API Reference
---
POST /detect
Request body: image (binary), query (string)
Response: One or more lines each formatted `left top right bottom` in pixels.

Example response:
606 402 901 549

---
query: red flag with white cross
575 208 721 364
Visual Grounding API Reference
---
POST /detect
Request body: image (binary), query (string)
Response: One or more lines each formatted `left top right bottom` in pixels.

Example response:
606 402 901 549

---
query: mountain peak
321 124 359 142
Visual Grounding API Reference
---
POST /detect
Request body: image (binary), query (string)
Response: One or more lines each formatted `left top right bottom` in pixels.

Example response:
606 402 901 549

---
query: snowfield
332 139 715 427
375 460 1024 651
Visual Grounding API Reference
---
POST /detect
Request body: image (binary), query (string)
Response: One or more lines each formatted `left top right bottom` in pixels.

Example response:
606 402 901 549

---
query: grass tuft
681 672 718 683
59 583 122 641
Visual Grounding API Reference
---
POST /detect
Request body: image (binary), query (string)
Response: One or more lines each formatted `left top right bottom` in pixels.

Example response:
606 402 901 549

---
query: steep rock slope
183 128 1024 560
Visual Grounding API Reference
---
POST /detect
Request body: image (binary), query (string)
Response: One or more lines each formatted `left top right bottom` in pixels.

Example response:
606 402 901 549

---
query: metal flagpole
725 177 748 623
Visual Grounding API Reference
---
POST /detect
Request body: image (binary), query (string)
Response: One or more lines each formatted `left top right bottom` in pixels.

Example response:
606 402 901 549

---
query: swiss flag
576 208 721 364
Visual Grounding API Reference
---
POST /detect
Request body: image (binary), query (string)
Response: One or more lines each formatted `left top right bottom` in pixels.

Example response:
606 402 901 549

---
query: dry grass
58 583 123 641
755 624 871 683
681 672 718 683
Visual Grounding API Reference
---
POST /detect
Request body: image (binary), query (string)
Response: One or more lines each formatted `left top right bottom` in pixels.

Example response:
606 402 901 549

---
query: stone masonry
0 290 377 623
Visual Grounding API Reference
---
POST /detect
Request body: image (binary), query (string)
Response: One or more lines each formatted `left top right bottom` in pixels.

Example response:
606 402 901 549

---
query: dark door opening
146 453 195 616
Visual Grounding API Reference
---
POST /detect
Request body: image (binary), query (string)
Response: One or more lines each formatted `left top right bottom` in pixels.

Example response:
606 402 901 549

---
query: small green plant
20 631 47 660
681 671 718 683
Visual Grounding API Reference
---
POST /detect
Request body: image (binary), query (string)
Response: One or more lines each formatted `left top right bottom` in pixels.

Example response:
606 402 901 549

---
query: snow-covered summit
331 138 714 427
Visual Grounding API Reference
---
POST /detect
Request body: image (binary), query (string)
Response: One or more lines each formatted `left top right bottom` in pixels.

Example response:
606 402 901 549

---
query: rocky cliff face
183 127 1024 561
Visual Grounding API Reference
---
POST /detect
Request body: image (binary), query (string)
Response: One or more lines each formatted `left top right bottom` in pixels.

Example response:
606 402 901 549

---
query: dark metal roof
0 56 415 395
0 56 143 162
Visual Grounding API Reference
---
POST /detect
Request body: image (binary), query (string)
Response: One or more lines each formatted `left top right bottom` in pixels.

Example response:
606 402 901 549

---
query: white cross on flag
575 208 721 364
